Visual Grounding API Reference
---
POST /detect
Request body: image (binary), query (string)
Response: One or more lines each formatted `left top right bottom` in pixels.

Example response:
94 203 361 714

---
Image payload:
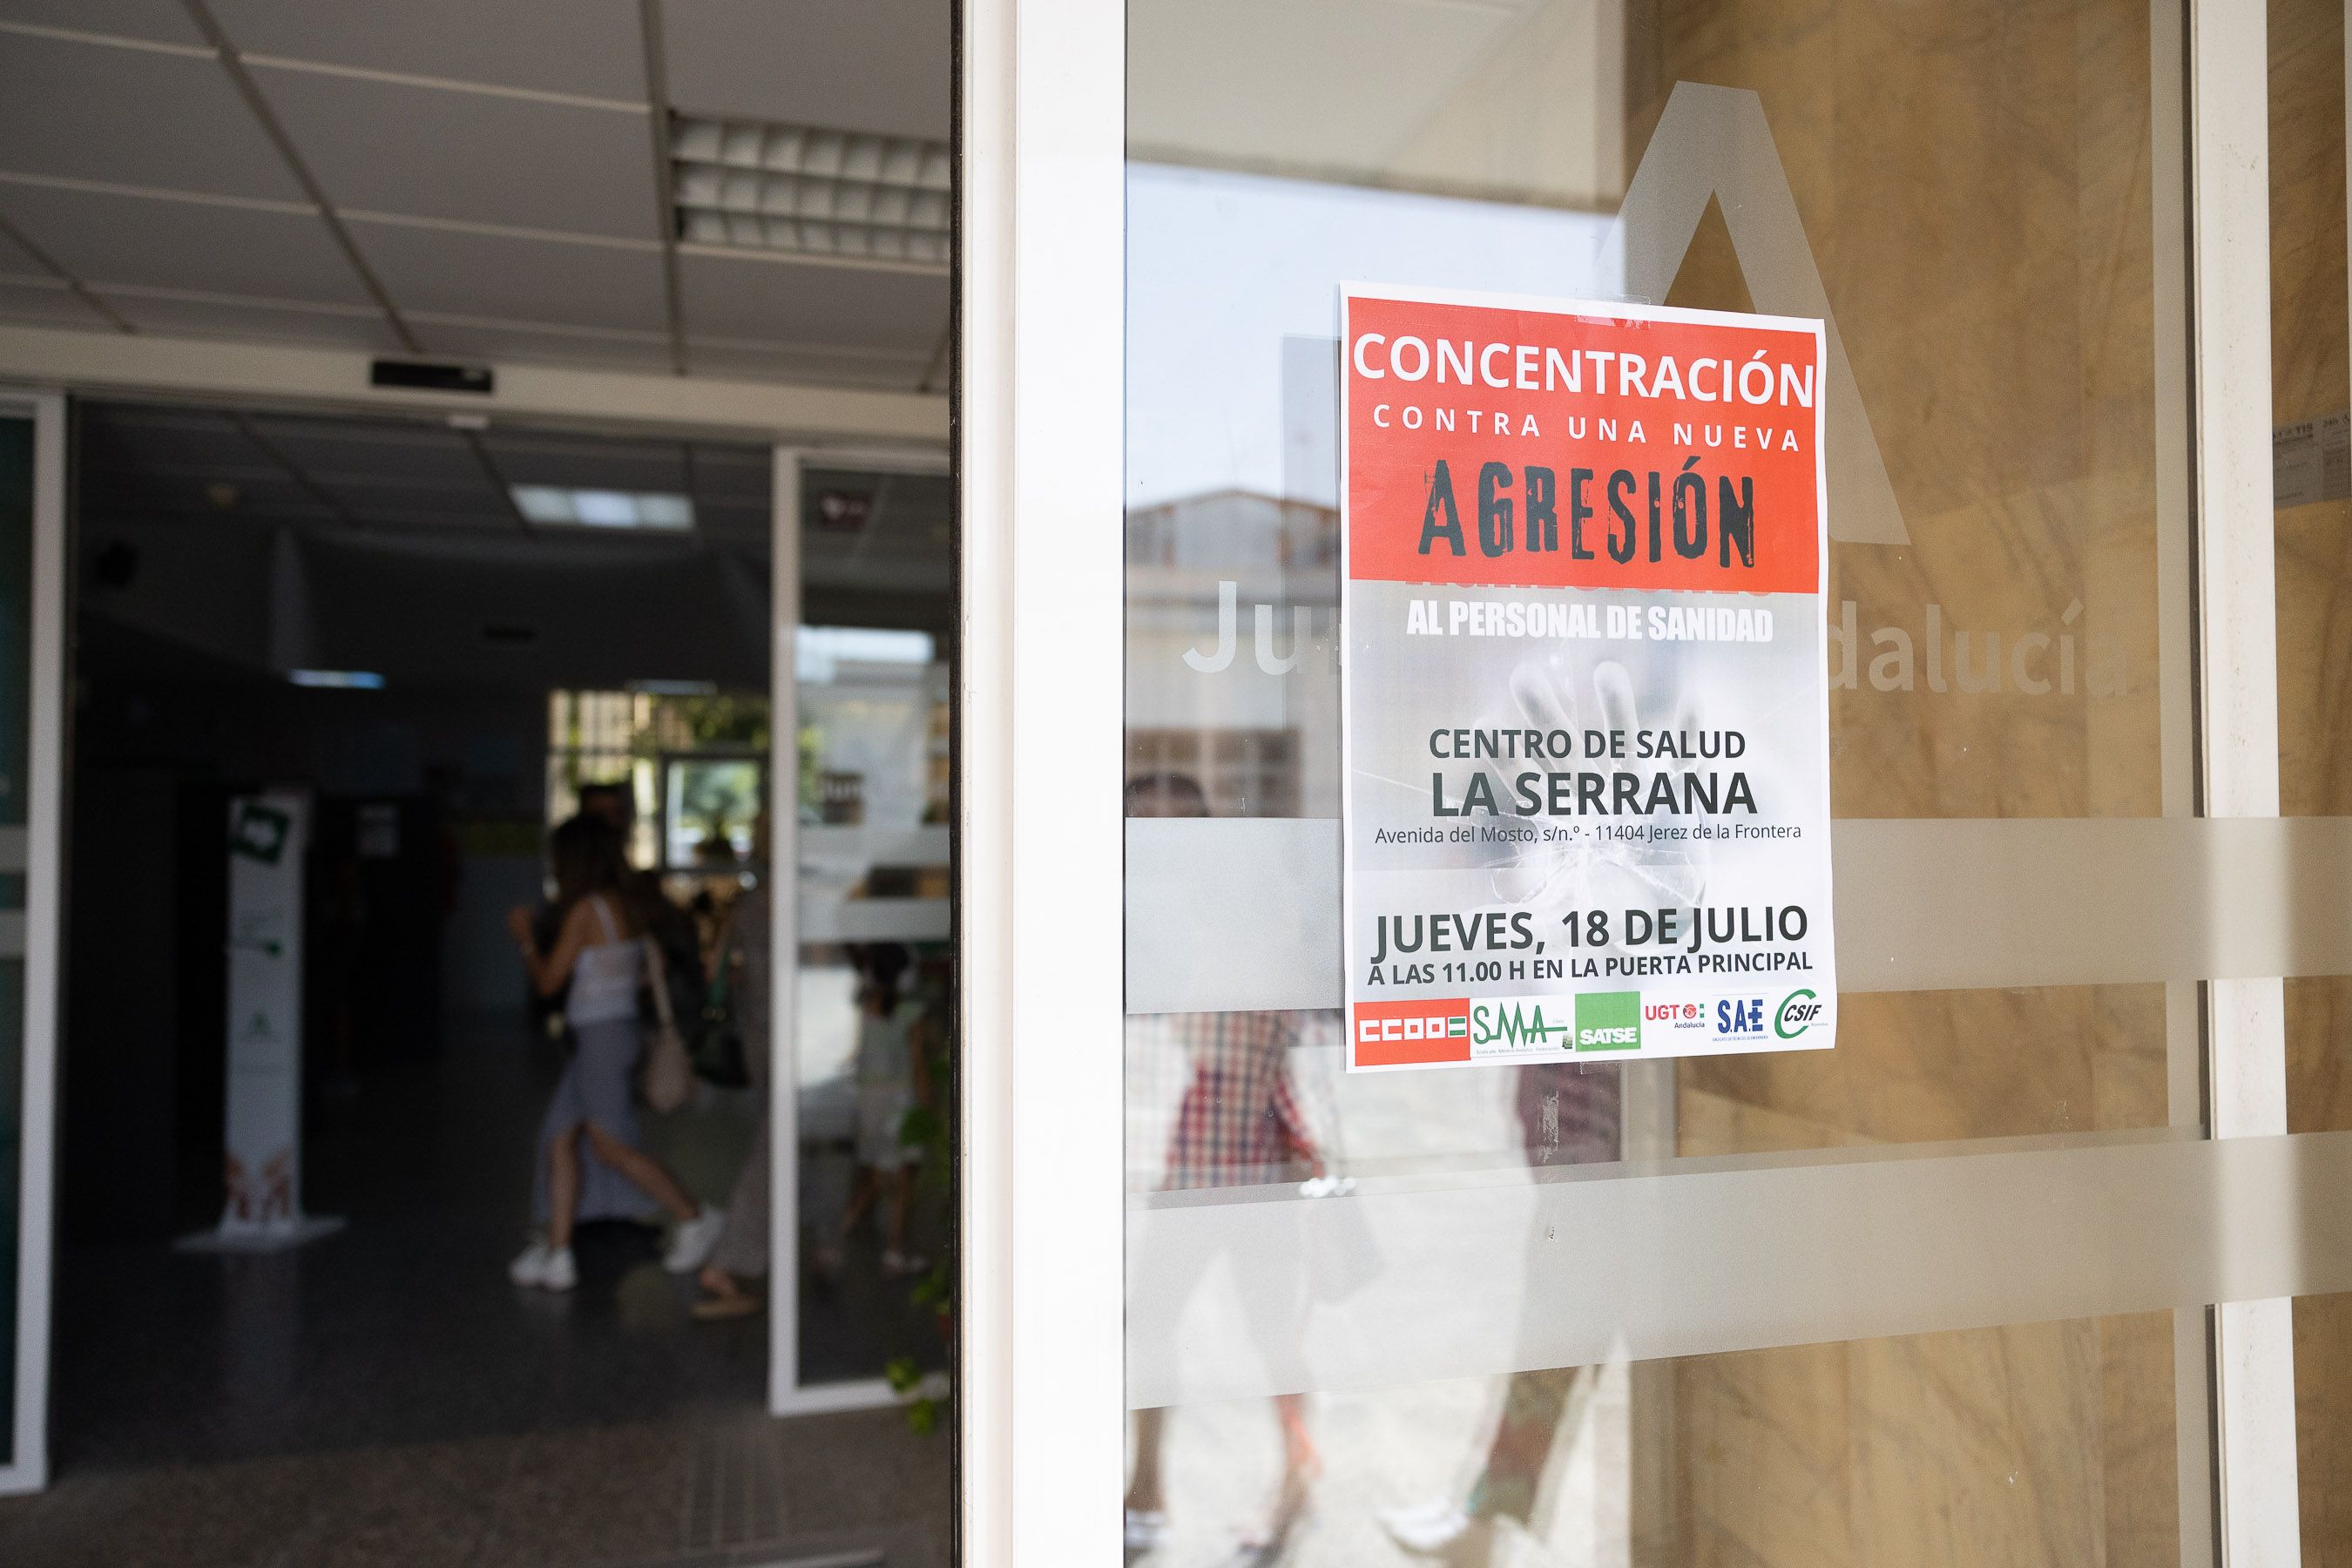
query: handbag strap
641 936 679 1032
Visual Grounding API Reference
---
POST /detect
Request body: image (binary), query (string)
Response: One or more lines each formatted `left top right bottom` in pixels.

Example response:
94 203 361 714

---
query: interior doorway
41 399 952 1563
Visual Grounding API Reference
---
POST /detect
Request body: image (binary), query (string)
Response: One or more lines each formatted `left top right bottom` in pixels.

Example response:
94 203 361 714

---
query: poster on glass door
1341 285 1835 1071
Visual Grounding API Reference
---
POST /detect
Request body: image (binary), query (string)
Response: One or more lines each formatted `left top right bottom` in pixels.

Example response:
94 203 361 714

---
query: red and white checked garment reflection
1129 1010 1320 1192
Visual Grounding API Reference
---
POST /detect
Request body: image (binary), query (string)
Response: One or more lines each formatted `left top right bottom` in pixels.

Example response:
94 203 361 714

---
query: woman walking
505 814 724 1291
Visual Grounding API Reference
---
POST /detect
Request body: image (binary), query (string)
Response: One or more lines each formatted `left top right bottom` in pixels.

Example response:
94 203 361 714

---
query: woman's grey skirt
532 1015 659 1225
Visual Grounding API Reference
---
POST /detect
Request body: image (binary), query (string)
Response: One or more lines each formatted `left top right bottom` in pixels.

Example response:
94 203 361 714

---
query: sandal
686 1288 761 1326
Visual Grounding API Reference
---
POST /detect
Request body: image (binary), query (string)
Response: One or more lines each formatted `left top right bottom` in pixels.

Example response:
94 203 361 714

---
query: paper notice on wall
2274 410 2351 510
1339 286 1836 1071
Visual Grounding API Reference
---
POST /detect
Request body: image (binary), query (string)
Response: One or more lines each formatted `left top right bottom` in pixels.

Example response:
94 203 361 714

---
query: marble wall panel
1624 0 2180 1557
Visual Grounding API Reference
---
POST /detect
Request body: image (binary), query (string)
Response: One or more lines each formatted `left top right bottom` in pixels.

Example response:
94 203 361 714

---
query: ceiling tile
318 479 517 531
83 471 332 524
97 290 398 352
0 183 367 301
0 31 305 200
408 317 675 375
206 0 644 99
677 251 943 351
0 220 39 272
663 0 948 141
248 416 488 490
687 337 929 391
79 402 269 468
693 497 769 541
0 0 207 45
253 67 659 240
480 432 689 493
689 443 772 503
347 219 666 331
0 274 112 328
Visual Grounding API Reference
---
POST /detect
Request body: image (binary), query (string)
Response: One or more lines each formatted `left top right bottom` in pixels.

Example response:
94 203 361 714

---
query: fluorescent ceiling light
289 669 384 689
510 485 695 531
628 679 720 697
671 114 950 267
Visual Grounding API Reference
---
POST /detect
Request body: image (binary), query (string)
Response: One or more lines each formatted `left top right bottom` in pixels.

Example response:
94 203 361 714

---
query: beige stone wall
1619 0 2180 1558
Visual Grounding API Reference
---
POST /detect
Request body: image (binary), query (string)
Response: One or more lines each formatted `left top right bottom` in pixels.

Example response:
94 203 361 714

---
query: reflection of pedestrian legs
1382 1364 1592 1561
1469 1365 1582 1522
696 1113 770 1320
1125 1406 1171 1561
1125 1206 1316 1563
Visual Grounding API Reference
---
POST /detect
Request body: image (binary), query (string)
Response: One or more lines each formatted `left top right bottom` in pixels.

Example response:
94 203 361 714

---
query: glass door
0 392 64 1494
958 0 2348 1560
771 452 954 1413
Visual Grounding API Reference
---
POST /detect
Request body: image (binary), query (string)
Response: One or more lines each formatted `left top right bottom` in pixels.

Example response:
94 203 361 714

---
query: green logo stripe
1574 990 1642 1052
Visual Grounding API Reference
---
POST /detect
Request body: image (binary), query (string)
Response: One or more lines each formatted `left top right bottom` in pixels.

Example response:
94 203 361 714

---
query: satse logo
1574 991 1642 1052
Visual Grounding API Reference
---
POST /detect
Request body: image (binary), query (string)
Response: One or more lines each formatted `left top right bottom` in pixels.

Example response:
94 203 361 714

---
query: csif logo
1774 989 1824 1039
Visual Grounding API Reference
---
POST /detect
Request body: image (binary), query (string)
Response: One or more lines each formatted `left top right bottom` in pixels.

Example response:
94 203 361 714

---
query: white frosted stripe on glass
1126 1128 2352 1408
797 897 950 943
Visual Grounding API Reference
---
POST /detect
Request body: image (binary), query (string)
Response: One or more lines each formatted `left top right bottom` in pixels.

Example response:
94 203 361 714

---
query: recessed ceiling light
289 669 385 689
510 485 695 531
671 114 950 268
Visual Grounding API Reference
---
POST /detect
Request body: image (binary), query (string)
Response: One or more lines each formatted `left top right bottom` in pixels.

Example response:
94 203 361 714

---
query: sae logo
1774 989 1824 1039
1714 997 1767 1038
1574 991 1642 1052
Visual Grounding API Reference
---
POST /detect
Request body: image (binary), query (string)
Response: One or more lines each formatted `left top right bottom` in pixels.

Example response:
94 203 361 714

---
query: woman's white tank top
566 896 642 1026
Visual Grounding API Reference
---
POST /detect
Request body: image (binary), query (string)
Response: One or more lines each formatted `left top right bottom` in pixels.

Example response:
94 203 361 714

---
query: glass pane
1125 0 2197 1557
1130 1310 2180 1564
664 756 763 869
791 469 953 1388
2269 0 2352 1557
0 413 25 1467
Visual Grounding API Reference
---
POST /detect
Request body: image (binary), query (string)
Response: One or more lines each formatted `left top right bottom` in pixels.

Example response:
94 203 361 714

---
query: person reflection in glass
1381 1061 1621 1564
1124 771 1322 1568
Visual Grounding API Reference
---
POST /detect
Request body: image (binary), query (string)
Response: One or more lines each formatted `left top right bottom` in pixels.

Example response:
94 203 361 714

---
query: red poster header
1342 289 1823 595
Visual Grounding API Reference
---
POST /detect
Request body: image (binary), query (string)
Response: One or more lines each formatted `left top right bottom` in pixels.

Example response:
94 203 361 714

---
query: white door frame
1 389 66 1497
956 0 2301 1563
958 0 1127 1559
767 442 953 1418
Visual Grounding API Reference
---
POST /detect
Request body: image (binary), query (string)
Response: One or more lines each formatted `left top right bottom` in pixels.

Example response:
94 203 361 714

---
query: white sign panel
1340 286 1836 1071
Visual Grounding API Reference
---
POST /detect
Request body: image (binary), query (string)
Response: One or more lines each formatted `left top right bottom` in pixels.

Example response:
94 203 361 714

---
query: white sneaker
509 1239 552 1287
539 1246 577 1292
663 1206 726 1274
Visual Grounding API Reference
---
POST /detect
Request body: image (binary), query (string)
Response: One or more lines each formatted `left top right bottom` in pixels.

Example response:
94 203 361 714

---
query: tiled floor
3 1015 951 1565
0 1406 948 1567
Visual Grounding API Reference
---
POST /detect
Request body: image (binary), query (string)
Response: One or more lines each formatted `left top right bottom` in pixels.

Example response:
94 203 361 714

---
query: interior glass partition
0 392 58 1496
781 461 954 1402
0 410 27 1476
